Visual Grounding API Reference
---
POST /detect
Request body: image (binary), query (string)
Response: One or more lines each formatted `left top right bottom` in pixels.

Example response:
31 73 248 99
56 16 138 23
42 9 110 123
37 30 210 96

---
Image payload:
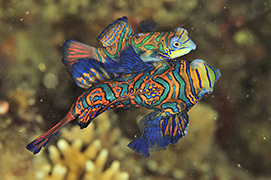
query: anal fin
71 58 118 89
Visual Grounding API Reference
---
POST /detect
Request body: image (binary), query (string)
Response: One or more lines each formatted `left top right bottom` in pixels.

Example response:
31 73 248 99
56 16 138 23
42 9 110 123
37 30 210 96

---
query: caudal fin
26 110 77 154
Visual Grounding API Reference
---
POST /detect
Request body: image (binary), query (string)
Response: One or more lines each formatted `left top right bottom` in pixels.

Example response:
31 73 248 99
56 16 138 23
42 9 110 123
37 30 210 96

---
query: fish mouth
214 67 221 79
182 44 196 53
190 43 196 50
168 45 196 59
180 40 196 54
187 40 196 50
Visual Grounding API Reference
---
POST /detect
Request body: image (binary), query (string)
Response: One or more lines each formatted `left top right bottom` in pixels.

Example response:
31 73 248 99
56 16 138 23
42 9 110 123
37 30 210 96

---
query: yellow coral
36 112 129 180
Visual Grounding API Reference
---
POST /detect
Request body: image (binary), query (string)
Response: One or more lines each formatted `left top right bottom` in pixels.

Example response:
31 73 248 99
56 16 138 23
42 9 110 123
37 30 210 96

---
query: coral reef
35 112 129 180
120 103 254 180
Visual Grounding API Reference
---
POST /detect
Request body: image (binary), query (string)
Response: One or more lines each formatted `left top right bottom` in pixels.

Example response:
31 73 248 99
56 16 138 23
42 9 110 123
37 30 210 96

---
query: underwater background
0 0 270 179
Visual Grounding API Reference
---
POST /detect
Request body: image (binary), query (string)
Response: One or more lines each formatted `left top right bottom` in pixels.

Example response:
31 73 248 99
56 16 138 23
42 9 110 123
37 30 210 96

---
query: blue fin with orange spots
97 16 134 47
69 58 118 89
26 106 78 154
128 111 189 157
104 45 154 74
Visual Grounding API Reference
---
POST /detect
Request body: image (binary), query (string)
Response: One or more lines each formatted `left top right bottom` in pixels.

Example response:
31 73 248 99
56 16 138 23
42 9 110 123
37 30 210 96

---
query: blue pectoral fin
104 45 154 74
97 16 134 47
161 112 190 145
127 136 149 157
128 110 167 157
127 126 166 158
128 111 190 157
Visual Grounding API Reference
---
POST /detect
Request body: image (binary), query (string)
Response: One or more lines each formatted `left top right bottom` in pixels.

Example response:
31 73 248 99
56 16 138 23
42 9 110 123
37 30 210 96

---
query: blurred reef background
0 0 271 179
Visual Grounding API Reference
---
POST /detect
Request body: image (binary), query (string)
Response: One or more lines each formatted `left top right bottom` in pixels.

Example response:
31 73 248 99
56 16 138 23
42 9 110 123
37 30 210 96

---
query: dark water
0 0 270 179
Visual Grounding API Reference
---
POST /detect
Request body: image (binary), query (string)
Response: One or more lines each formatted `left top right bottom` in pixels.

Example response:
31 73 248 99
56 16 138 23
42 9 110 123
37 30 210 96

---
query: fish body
62 16 196 89
26 47 220 157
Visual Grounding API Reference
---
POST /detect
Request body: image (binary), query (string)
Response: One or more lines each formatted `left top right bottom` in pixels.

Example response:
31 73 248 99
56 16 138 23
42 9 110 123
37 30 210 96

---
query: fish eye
170 37 182 49
173 42 180 47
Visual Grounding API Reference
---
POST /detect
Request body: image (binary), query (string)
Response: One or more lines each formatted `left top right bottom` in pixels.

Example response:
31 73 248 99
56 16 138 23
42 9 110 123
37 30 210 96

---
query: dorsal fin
97 16 134 47
139 19 159 32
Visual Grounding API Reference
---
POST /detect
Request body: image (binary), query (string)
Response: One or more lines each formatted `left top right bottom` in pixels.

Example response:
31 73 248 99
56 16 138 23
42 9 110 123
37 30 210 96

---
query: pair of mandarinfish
27 17 220 157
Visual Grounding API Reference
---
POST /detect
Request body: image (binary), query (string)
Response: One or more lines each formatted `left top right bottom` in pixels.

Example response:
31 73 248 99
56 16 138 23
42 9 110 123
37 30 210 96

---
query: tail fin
26 107 77 154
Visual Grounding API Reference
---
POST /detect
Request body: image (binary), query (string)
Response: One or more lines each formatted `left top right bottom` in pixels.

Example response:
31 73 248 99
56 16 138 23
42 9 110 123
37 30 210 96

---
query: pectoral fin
160 112 190 145
104 45 154 74
128 110 190 157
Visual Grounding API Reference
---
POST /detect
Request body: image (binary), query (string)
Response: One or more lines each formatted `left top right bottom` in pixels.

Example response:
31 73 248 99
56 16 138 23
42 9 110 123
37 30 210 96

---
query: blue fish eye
170 37 182 49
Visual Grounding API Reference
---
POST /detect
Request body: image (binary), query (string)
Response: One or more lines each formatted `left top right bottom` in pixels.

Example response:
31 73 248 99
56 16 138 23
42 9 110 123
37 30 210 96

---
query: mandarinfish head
189 59 221 99
159 28 196 60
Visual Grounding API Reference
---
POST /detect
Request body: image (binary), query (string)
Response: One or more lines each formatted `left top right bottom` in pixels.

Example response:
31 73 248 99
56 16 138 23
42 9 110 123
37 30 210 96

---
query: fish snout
190 41 196 50
213 67 221 80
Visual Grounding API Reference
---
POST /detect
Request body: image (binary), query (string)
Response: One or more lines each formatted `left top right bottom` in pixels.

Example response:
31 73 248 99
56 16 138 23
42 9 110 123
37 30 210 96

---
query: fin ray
160 112 190 145
128 111 190 157
104 45 154 74
71 58 118 89
97 16 134 47
26 107 77 154
128 110 166 157
62 39 94 74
